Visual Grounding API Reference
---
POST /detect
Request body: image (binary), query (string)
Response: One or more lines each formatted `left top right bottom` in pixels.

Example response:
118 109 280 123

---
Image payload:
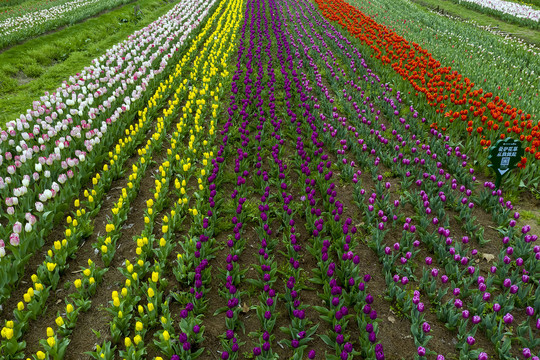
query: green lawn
0 0 177 126
412 0 540 46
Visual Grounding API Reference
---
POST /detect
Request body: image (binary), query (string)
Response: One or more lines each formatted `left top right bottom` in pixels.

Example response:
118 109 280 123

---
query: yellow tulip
47 327 54 337
3 327 14 340
55 317 64 327
163 331 170 341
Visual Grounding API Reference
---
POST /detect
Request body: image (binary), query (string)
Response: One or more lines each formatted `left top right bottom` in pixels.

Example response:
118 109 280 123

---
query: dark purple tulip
503 313 513 324
221 351 229 359
417 346 426 356
308 350 316 359
366 324 374 333
253 347 261 356
359 282 365 291
178 333 187 343
422 322 430 333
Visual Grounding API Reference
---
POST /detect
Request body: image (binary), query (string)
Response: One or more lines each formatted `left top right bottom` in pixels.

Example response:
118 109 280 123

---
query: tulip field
0 0 539 358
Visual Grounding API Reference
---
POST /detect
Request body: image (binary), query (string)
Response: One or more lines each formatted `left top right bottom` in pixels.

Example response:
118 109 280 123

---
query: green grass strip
412 0 540 45
0 0 177 126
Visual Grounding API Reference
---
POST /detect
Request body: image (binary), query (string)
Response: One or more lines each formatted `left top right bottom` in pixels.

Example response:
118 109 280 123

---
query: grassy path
412 0 540 45
0 0 177 126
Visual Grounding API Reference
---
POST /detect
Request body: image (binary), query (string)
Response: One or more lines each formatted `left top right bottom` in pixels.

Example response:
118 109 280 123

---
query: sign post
487 138 524 189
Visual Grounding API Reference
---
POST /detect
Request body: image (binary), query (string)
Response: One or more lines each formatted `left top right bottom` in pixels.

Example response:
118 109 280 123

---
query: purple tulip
503 313 513 324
